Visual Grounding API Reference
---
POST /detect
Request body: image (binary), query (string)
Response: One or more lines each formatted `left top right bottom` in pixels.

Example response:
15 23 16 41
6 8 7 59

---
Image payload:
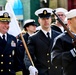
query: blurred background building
0 0 76 29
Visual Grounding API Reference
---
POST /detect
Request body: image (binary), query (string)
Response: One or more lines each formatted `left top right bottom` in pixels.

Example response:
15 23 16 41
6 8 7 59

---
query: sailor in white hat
22 19 37 35
56 8 68 24
0 10 11 22
24 8 62 75
65 9 76 32
65 9 76 19
51 8 68 32
35 8 52 18
23 19 37 32
17 19 37 75
35 8 53 31
51 9 76 75
0 10 23 75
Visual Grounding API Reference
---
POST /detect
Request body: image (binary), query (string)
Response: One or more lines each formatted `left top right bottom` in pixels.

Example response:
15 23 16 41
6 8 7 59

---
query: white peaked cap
0 10 12 22
24 19 35 25
0 10 12 17
35 8 53 16
23 19 37 28
65 9 76 19
55 8 68 14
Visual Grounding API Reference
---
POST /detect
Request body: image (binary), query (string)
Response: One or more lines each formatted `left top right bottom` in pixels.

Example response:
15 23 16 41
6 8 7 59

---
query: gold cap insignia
43 10 47 15
3 12 9 18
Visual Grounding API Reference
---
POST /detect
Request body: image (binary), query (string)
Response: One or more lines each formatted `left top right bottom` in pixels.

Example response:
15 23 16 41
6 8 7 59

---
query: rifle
52 10 76 47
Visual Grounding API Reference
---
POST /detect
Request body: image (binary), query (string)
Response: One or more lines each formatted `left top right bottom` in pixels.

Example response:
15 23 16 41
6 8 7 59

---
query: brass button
48 67 50 69
47 53 49 56
12 50 15 55
9 55 11 57
1 69 3 72
9 62 11 64
47 60 50 63
1 54 3 57
9 69 11 71
1 62 3 64
55 66 57 69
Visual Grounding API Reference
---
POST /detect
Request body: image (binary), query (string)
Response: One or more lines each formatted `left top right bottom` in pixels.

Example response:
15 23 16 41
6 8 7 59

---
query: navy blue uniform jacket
51 32 76 75
25 30 62 75
0 33 22 75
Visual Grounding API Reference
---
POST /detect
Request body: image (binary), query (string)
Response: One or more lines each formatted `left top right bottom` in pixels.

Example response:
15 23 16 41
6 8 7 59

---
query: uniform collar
0 33 7 40
41 28 51 38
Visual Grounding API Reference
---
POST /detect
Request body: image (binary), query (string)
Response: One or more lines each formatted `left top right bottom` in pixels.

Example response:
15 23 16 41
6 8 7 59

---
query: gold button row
1 69 11 72
1 62 11 64
1 55 12 57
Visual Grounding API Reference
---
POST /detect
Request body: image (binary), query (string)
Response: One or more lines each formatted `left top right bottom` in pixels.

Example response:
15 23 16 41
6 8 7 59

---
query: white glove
29 66 38 75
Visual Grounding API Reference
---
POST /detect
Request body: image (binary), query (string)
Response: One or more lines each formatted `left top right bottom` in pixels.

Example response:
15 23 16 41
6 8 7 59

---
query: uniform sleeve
24 52 32 69
24 36 36 69
51 38 74 69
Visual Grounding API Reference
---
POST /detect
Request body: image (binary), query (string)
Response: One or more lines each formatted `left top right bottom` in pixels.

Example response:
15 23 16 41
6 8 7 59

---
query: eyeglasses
57 14 65 16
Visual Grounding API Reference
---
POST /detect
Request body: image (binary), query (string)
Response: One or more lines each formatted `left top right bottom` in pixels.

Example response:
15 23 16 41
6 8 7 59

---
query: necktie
47 32 50 40
2 35 6 41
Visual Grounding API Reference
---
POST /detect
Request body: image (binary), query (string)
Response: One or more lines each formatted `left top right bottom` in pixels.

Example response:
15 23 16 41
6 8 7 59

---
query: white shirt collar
0 33 7 40
41 28 51 38
59 26 64 32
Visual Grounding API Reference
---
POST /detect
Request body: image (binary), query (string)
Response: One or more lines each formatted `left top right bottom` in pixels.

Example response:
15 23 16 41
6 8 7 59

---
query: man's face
57 12 66 22
0 21 9 34
69 17 76 30
38 17 52 29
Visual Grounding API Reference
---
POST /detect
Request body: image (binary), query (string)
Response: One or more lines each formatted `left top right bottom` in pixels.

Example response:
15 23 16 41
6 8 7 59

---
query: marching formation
0 2 76 75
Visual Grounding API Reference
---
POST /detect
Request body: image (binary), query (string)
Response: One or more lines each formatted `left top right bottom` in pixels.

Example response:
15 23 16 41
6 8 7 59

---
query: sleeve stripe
70 49 76 57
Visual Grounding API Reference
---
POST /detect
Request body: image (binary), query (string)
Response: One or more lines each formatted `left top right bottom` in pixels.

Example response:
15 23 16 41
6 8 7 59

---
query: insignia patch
11 40 16 47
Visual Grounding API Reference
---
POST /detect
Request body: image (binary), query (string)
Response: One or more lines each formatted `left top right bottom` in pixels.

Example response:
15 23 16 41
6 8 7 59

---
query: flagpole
5 1 35 67
20 33 38 75
20 33 35 66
